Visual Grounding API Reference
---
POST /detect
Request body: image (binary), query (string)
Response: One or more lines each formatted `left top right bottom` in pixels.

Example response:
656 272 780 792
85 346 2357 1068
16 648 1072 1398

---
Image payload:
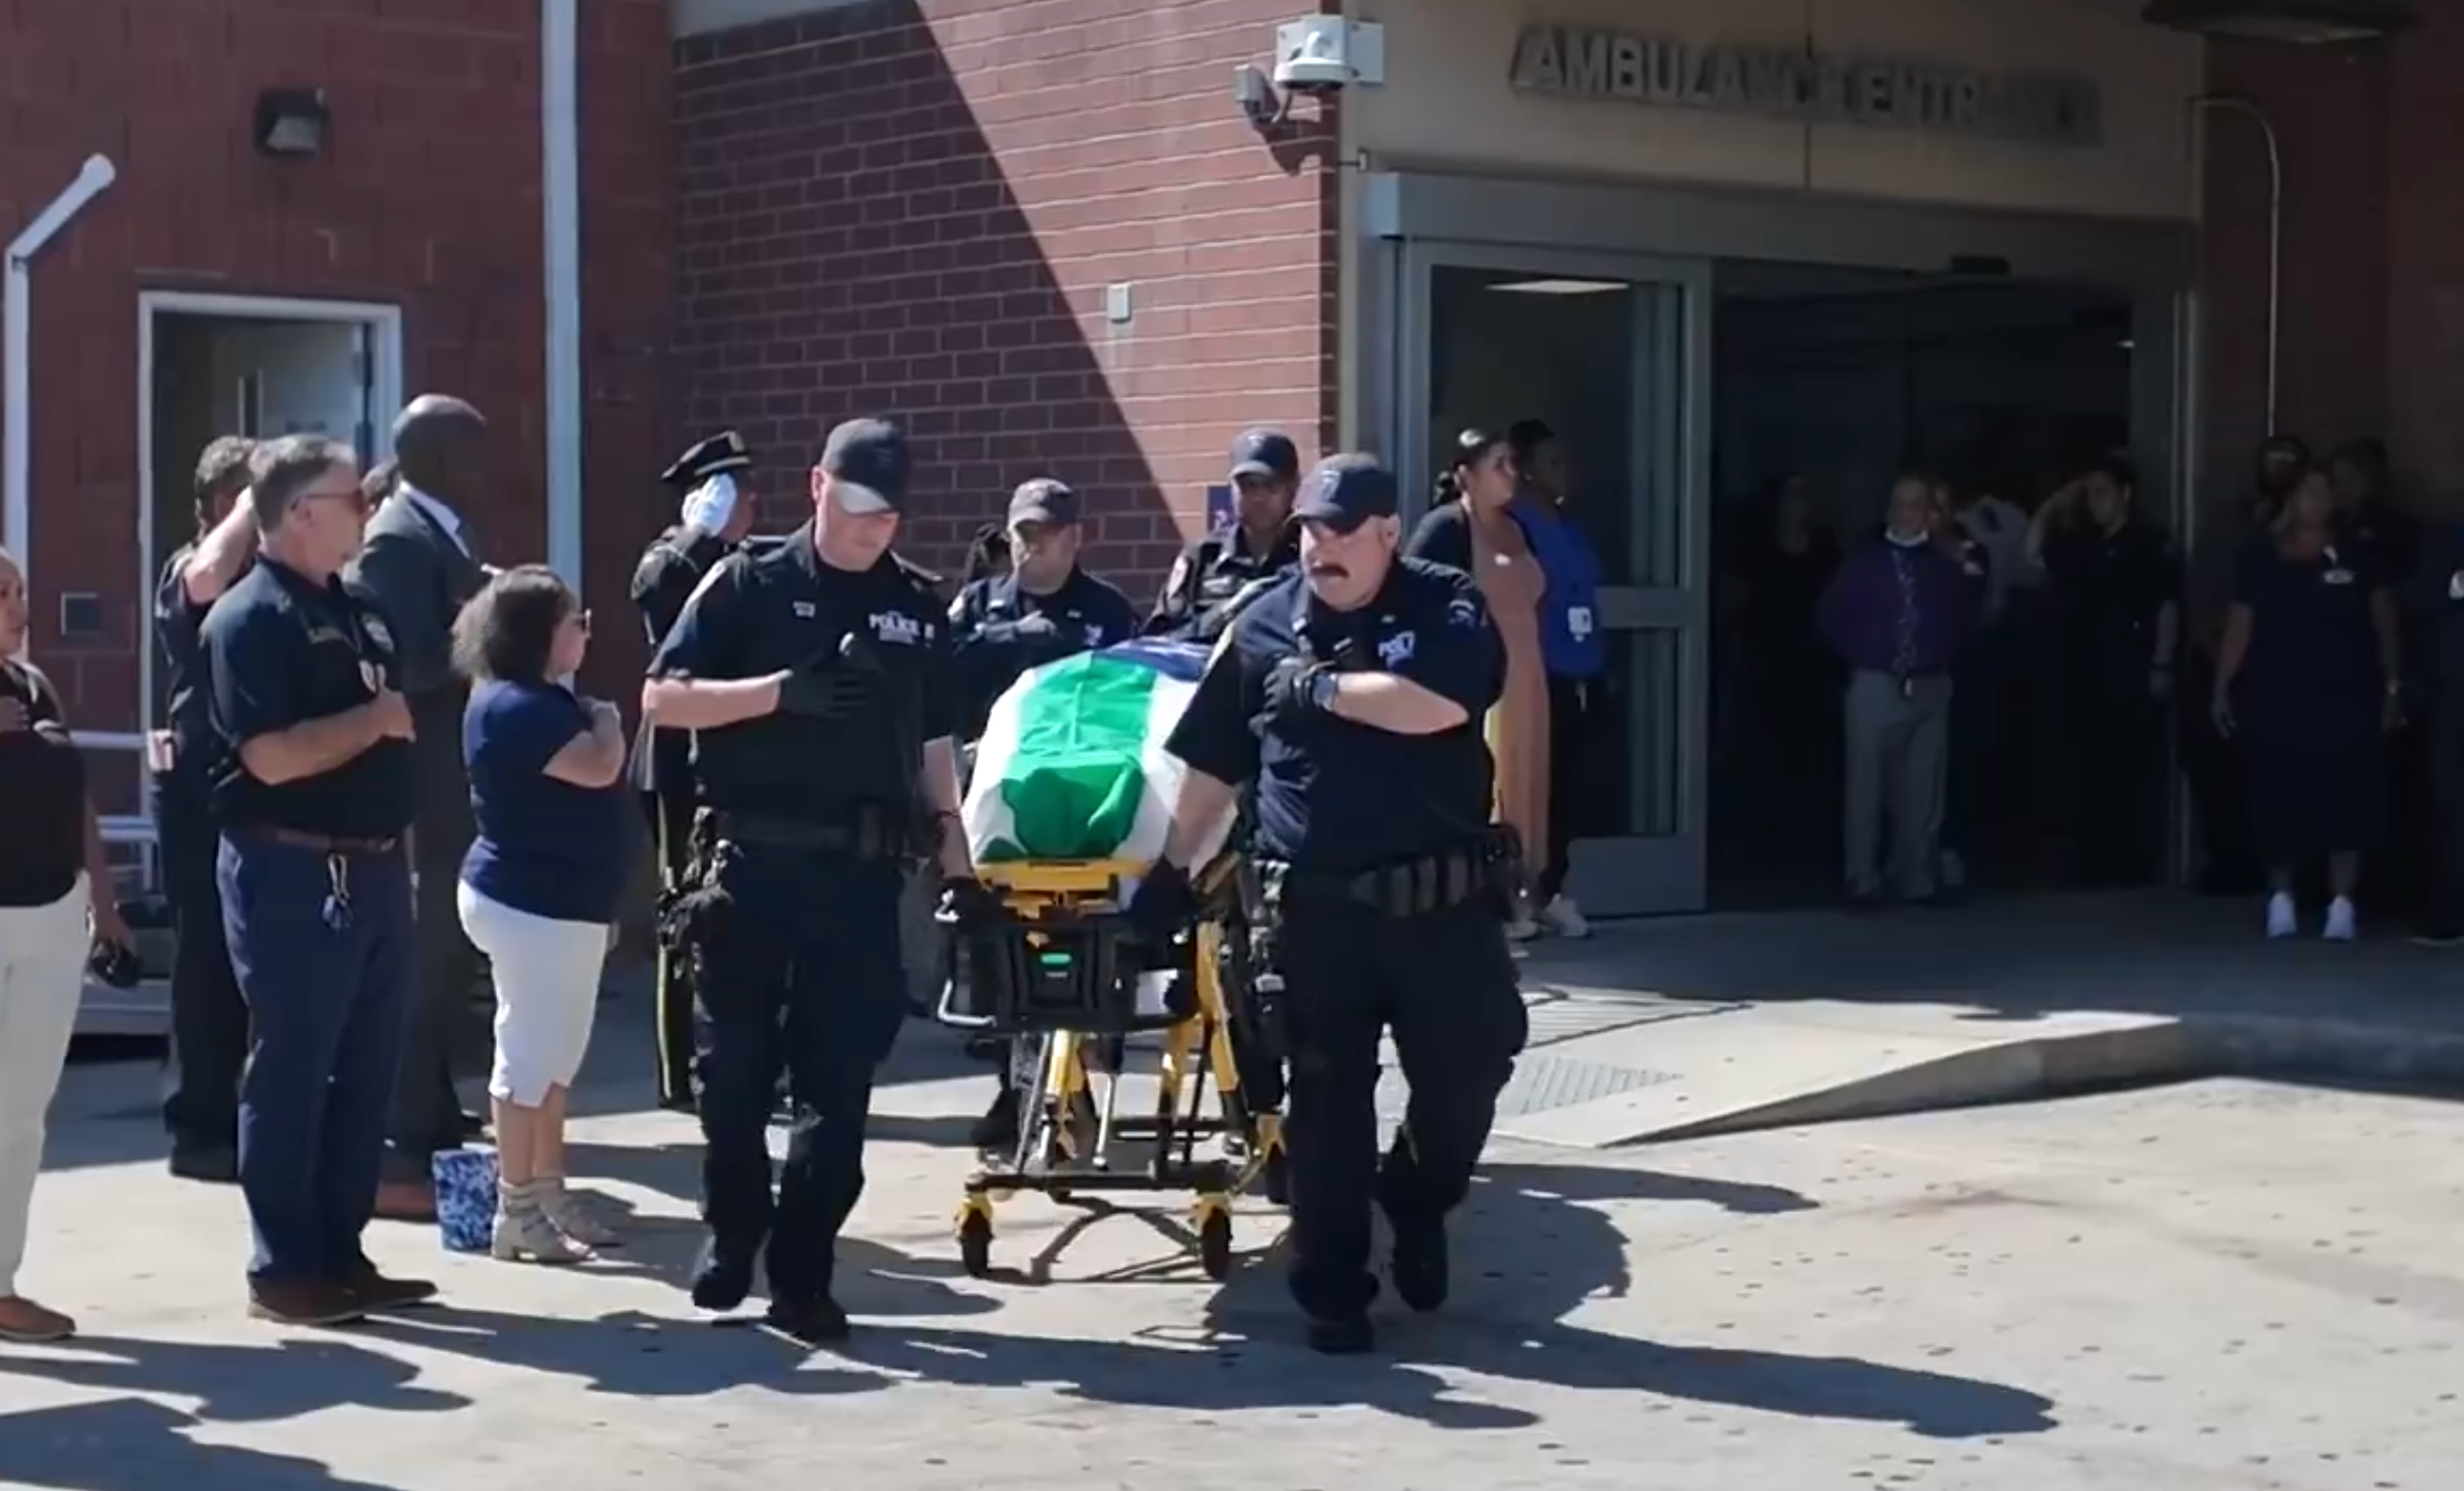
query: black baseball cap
1007 477 1080 527
1292 453 1399 532
1229 428 1301 484
821 418 909 514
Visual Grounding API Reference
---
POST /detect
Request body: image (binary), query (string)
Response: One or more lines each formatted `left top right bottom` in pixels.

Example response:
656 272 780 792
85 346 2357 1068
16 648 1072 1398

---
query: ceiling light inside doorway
1488 278 1629 296
2141 0 2419 44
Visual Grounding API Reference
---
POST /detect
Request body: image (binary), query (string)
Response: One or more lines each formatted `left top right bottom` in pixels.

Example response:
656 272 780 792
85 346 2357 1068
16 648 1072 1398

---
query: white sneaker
1540 895 1591 939
2323 896 2358 943
2266 892 2299 940
1505 914 1541 942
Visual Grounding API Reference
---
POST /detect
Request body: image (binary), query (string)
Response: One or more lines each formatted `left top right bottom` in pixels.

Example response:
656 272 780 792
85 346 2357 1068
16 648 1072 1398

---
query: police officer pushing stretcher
630 430 762 1113
641 418 972 1345
1131 452 1529 1356
1145 428 1302 642
945 476 1140 1148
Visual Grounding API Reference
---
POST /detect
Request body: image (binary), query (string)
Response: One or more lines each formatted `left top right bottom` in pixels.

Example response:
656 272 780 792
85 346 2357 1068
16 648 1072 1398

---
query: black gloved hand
938 876 1001 930
1125 861 1199 947
1259 654 1336 725
778 669 873 718
88 937 143 990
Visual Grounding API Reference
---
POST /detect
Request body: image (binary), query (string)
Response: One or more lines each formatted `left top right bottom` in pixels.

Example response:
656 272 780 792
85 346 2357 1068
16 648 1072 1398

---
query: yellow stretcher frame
952 856 1288 1282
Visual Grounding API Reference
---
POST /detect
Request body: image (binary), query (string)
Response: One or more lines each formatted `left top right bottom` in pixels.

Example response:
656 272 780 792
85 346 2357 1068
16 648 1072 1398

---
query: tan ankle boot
536 1177 620 1248
491 1181 593 1264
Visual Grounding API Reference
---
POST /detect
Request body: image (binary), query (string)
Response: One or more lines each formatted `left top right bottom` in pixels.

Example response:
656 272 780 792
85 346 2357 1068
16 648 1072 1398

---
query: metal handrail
77 730 160 892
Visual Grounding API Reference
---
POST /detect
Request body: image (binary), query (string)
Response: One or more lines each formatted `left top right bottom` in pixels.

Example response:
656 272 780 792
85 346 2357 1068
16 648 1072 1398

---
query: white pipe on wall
4 153 118 595
543 0 584 592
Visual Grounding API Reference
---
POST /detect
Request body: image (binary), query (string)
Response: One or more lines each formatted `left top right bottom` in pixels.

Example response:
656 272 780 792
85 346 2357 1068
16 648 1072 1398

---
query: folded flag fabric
964 639 1234 866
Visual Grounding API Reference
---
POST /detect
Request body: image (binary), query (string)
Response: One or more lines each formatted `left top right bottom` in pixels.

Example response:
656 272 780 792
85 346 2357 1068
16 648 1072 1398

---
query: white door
1398 244 1714 915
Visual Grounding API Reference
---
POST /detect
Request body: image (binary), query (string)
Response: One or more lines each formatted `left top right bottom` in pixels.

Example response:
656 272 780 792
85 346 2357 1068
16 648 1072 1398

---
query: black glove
88 937 143 990
938 876 1001 930
1260 655 1336 725
778 669 874 718
1125 861 1200 946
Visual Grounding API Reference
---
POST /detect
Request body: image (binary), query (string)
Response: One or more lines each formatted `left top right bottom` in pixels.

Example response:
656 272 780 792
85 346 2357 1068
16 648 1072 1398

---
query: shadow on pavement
811 1159 2049 1439
0 1398 404 1491
0 1334 467 1422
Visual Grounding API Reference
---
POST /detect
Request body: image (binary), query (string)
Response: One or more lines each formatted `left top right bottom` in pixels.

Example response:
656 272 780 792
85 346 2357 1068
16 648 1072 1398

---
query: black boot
969 1083 1021 1151
690 1238 757 1312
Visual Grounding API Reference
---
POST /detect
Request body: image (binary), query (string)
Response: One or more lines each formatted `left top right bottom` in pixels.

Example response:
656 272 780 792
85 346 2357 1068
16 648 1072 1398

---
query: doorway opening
139 293 401 732
1707 262 2151 908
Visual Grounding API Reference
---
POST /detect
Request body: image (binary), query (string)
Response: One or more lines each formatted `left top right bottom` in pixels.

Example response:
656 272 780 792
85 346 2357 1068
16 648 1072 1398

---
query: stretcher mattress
963 639 1239 869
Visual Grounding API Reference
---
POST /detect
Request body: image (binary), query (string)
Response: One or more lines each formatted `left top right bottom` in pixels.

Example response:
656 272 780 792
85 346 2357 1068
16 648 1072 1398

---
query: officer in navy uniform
1145 429 1302 642
643 417 970 1345
631 430 761 1111
1131 452 1527 1355
201 434 436 1326
945 476 1139 1146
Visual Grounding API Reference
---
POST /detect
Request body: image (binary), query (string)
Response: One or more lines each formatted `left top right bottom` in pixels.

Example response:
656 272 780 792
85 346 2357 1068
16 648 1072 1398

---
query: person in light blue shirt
1506 420 1605 938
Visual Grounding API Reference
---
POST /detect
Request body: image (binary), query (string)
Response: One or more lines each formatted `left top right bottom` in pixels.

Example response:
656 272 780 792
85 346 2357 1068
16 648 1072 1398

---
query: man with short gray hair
202 433 434 1325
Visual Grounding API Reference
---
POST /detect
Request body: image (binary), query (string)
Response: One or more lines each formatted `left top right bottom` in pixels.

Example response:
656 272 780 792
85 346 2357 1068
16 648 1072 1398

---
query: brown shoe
372 1180 438 1223
0 1295 76 1343
247 1278 368 1328
339 1262 439 1311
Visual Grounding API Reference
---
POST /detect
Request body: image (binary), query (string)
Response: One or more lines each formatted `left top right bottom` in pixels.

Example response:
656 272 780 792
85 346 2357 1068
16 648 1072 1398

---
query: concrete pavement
4 1057 2458 1490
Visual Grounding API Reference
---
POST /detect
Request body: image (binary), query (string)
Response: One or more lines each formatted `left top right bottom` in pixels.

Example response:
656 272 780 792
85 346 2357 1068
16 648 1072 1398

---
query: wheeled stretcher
937 853 1288 1281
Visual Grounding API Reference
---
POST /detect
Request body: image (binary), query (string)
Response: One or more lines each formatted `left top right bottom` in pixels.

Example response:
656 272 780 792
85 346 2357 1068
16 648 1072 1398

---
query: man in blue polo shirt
203 434 434 1327
1507 421 1604 938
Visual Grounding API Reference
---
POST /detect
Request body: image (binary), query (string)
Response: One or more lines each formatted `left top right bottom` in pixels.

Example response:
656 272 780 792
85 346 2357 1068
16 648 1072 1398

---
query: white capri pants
456 883 609 1107
0 875 90 1297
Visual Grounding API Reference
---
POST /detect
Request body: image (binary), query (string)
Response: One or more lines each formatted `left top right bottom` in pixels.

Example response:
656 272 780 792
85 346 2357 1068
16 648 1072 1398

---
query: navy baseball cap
821 418 909 515
1293 453 1399 532
1229 428 1301 484
1006 477 1080 527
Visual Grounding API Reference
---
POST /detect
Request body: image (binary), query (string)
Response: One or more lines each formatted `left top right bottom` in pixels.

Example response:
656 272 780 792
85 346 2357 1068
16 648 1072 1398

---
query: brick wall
2198 37 2390 507
2201 11 2464 521
670 0 1341 591
0 0 674 729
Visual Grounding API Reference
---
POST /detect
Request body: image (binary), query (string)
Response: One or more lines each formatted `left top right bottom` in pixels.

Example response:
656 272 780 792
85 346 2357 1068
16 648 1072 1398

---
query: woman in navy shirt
450 566 631 1262
2212 465 2403 942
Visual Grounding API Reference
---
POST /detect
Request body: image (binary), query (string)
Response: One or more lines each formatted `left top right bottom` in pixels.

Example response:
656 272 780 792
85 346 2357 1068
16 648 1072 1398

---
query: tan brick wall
671 0 1341 591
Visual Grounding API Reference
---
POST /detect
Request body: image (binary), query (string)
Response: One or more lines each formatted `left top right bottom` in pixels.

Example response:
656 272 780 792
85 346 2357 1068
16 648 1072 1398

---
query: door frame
134 291 404 746
1394 239 1716 912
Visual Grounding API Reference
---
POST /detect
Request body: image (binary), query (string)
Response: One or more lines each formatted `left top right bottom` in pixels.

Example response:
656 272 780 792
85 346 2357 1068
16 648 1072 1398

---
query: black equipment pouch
654 810 734 947
1240 860 1291 1066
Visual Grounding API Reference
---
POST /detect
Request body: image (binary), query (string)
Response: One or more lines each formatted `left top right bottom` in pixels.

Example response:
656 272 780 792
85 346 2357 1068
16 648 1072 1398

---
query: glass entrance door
1398 244 1712 915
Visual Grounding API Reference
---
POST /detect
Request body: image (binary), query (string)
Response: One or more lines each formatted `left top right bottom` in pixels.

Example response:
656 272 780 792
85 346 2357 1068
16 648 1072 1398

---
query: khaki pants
0 877 89 1295
1843 671 1953 900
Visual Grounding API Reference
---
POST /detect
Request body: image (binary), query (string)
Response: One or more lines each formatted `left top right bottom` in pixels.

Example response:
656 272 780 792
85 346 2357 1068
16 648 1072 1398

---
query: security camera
1273 48 1351 94
1272 16 1382 96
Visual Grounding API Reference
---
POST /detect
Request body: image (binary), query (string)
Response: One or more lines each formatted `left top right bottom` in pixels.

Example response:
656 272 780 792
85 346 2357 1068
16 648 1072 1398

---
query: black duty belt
1260 827 1520 917
711 807 903 858
241 825 401 856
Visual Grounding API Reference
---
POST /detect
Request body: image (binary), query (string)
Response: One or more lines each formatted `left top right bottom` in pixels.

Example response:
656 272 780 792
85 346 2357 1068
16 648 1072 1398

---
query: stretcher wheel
1262 1147 1291 1207
958 1210 994 1279
1198 1208 1234 1281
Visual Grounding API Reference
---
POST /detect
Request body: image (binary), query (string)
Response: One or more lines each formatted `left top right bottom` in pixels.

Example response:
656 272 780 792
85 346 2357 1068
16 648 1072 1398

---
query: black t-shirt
2043 520 2183 679
203 557 416 839
154 544 251 777
1146 524 1301 640
0 660 89 907
647 524 955 820
1165 559 1506 872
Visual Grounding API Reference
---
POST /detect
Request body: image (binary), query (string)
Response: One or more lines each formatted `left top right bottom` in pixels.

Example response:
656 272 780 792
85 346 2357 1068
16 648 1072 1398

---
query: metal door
1396 242 1714 914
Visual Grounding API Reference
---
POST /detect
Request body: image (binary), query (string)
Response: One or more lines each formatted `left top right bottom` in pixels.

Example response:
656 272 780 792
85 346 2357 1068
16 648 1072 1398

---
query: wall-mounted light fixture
2141 0 2418 44
253 89 331 159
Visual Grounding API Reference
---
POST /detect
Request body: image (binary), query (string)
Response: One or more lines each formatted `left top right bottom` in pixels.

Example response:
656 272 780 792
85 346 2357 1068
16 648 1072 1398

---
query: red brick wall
670 0 1341 591
2201 11 2464 522
0 0 673 728
2198 37 2390 506
2385 6 2464 507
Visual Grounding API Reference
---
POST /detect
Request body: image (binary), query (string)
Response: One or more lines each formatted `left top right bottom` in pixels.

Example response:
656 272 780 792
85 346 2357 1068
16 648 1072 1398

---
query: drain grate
1376 1051 1679 1121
